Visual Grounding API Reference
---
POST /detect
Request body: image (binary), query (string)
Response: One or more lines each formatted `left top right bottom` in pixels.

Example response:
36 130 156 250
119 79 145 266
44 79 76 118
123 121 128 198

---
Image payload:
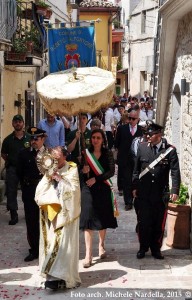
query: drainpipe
108 11 118 71
108 15 112 71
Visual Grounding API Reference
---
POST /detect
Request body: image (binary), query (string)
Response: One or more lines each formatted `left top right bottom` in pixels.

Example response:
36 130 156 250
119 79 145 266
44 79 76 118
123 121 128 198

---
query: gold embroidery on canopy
87 99 99 109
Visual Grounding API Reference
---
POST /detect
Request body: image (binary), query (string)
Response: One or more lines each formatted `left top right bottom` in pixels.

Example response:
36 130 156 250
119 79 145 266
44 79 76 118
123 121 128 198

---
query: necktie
102 112 105 126
32 149 39 157
153 145 157 155
130 127 135 136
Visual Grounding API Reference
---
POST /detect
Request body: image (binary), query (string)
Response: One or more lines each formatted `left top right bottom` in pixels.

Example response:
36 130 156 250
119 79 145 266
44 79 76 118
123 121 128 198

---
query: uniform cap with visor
27 127 47 140
145 121 163 135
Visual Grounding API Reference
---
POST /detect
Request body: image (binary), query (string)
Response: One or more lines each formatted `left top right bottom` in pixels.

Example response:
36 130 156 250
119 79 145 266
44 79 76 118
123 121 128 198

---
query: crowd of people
0 89 181 291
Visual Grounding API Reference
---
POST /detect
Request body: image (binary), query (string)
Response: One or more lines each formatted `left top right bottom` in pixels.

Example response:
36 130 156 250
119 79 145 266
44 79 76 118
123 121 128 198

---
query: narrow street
0 170 192 300
0 1 192 299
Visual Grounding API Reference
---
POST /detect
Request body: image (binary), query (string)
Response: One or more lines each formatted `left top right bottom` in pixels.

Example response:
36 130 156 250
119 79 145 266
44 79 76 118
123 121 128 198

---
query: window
116 86 121 96
141 11 146 34
116 78 121 85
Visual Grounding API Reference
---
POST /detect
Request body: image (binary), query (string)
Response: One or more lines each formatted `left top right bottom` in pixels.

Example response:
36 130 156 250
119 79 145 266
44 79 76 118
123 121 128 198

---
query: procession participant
90 119 102 130
66 113 91 165
17 127 46 261
143 90 150 102
132 122 181 259
35 146 81 290
80 129 118 268
38 112 65 148
115 110 143 210
101 105 115 150
1 114 30 225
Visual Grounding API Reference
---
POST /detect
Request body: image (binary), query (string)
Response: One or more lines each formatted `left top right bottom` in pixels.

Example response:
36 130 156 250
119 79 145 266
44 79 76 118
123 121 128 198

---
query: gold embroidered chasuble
35 162 81 288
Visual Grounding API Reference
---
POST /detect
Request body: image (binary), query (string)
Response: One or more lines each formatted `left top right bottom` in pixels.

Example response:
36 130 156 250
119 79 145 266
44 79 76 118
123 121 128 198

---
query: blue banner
48 26 96 73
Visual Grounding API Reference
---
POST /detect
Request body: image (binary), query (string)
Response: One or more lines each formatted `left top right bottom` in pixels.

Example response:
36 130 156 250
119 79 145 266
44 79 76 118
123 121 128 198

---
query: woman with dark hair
80 129 118 268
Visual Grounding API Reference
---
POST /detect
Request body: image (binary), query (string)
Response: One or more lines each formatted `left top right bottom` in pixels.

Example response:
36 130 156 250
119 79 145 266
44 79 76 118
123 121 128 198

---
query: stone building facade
127 0 158 97
156 0 192 189
156 0 192 249
163 12 192 189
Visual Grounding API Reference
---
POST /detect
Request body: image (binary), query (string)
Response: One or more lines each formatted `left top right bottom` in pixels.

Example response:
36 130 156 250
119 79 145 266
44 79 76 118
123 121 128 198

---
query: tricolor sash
86 149 119 217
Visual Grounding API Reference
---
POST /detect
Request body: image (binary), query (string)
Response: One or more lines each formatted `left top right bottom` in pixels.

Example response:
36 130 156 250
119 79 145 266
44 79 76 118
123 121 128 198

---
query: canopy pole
78 113 89 178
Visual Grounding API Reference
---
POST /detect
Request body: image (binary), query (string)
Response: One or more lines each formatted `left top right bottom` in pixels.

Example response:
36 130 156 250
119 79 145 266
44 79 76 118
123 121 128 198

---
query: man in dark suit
115 109 143 210
132 122 181 259
17 127 47 262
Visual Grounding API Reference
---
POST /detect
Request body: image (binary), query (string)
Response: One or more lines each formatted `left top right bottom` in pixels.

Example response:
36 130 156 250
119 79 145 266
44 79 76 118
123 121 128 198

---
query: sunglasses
147 131 159 137
128 117 137 121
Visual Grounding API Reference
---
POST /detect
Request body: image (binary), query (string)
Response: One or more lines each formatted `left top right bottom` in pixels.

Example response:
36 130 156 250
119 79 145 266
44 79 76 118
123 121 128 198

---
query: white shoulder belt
139 147 174 179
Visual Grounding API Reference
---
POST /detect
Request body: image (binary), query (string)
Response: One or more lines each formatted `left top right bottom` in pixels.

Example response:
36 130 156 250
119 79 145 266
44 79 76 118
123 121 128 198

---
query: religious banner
48 26 96 73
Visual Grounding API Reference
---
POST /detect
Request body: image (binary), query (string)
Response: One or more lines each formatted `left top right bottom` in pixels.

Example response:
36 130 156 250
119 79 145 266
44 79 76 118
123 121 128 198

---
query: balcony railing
5 1 48 65
0 0 17 41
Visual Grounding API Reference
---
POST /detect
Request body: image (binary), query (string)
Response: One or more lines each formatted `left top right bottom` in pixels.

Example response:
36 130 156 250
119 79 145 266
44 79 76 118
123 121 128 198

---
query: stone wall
164 12 192 194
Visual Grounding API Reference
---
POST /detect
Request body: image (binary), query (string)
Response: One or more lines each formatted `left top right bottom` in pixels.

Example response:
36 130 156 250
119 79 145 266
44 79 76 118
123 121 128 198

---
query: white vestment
35 162 81 288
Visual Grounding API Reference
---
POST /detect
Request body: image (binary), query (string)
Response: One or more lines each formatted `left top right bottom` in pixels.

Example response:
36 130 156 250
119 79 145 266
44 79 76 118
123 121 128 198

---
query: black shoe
137 250 145 259
45 280 66 290
24 253 38 262
125 204 132 211
118 190 123 196
9 210 18 225
9 217 18 225
152 252 164 260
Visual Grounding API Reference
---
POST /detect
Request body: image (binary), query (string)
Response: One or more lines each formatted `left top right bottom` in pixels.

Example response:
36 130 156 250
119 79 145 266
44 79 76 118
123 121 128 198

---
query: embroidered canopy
36 67 115 116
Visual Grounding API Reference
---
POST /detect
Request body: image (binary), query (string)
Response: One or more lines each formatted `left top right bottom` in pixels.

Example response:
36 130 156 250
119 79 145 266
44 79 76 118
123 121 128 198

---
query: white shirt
140 109 148 121
140 109 153 121
69 116 77 131
104 108 114 132
113 107 121 124
146 109 153 120
86 114 92 130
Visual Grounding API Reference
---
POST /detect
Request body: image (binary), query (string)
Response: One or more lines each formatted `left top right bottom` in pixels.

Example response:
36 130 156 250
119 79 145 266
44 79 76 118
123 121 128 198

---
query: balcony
112 28 124 43
5 1 49 66
0 0 17 51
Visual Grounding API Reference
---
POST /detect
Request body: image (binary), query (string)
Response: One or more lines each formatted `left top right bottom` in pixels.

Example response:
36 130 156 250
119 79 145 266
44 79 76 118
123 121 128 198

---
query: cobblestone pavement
0 171 192 300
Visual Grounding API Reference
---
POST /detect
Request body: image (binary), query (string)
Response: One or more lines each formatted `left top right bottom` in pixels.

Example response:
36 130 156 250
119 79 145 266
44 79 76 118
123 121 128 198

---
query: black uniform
132 139 181 254
17 147 43 258
115 124 143 207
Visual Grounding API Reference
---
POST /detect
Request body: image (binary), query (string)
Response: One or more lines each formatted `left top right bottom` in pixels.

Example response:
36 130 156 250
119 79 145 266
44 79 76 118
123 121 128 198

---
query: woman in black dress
80 129 118 268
